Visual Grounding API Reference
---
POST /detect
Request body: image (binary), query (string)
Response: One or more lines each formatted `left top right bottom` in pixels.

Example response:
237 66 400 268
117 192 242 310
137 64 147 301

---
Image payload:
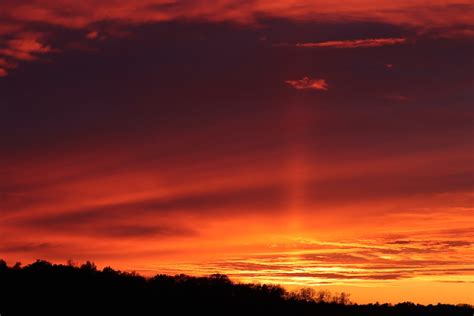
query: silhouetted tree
315 289 332 303
332 292 351 305
81 260 97 271
0 259 471 316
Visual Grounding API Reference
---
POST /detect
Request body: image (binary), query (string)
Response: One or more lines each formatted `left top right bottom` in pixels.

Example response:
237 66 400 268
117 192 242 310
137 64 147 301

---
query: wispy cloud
0 58 16 69
0 242 57 253
0 33 52 61
176 234 474 286
296 38 407 49
285 77 328 91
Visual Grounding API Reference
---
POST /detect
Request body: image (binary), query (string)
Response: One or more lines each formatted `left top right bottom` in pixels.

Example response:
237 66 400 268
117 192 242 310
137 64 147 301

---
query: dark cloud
437 280 474 283
0 242 57 253
272 272 407 280
301 253 370 264
432 240 472 248
98 225 197 238
388 240 413 245
9 184 287 235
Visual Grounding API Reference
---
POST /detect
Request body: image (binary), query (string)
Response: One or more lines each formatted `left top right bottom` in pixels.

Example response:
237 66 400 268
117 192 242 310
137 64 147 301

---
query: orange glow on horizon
1 125 472 304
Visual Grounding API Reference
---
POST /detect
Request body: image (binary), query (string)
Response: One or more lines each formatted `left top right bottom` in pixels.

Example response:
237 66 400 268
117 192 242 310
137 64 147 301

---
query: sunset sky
1 0 473 305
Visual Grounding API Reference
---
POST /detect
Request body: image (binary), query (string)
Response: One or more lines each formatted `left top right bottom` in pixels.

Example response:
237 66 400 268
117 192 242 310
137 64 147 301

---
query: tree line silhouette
0 259 471 315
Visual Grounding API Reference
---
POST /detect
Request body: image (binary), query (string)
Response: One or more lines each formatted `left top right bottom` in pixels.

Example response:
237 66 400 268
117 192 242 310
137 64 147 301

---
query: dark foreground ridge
0 259 472 316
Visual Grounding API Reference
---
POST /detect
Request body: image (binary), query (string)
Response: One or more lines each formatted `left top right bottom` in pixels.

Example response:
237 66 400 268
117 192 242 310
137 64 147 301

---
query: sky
0 0 473 305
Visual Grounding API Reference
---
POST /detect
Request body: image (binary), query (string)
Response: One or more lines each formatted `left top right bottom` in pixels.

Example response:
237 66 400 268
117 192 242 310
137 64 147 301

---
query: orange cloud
285 77 328 91
296 38 407 49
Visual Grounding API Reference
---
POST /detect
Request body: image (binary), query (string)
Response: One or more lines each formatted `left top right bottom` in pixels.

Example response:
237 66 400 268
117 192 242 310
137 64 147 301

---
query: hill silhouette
0 259 471 316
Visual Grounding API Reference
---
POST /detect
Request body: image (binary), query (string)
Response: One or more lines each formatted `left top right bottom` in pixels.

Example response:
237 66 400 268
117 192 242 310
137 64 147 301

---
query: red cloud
0 58 14 68
0 1 471 76
285 77 328 91
2 1 472 28
0 34 52 61
0 68 7 77
296 38 407 49
86 31 99 40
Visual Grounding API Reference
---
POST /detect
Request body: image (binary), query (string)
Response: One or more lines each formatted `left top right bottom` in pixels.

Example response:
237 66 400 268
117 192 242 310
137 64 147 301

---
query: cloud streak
296 38 407 49
0 34 52 61
285 77 328 91
182 234 474 286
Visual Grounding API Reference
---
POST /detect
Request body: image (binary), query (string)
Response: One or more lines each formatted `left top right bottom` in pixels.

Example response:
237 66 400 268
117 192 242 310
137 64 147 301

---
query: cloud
184 233 474 286
272 272 407 280
296 38 407 49
0 1 471 76
98 225 197 238
10 209 198 238
0 58 17 69
3 182 288 247
431 240 472 248
0 35 52 61
0 242 57 253
437 280 474 283
0 33 53 74
85 31 99 40
285 77 328 91
388 240 413 245
0 58 9 67
2 1 472 28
